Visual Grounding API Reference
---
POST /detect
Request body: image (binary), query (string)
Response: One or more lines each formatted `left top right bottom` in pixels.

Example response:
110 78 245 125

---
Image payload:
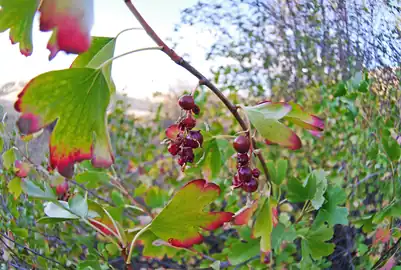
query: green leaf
381 133 400 161
276 159 288 185
228 238 260 265
266 160 278 184
253 198 277 254
75 171 109 189
209 139 222 179
145 186 168 209
69 193 89 218
2 148 15 170
314 186 348 227
8 177 22 199
309 170 328 210
11 228 28 238
245 102 292 120
301 226 334 260
359 80 369 93
37 217 77 224
44 201 79 219
245 103 301 150
0 137 3 151
140 230 178 258
22 180 56 200
149 179 233 248
271 223 297 250
0 0 40 56
71 36 116 94
287 176 316 203
15 68 114 178
353 215 374 233
334 82 347 97
111 190 125 207
372 200 401 224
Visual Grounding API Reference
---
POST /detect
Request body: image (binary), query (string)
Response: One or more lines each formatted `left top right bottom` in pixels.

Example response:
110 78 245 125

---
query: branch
0 232 66 268
372 237 401 270
124 0 270 186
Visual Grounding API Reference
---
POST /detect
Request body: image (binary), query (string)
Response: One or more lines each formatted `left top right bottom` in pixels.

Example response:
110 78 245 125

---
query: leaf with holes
14 68 114 178
149 179 234 248
0 0 40 56
245 103 301 150
39 0 94 58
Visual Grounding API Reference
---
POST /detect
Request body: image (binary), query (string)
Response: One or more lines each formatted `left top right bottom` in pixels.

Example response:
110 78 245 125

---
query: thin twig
124 0 270 188
0 232 66 268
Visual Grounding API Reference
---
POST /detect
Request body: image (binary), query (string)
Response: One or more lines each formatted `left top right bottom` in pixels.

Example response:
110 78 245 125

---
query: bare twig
124 0 270 187
0 232 67 268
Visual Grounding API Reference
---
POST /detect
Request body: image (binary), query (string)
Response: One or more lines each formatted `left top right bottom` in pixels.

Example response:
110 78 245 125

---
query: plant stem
124 0 270 188
98 46 163 70
126 223 151 265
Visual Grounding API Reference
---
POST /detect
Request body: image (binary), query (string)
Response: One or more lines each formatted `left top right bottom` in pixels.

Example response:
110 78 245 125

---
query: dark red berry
192 105 200 115
233 135 250 153
188 130 203 146
181 114 196 130
183 138 198 148
178 157 185 166
238 166 252 182
181 147 195 163
242 178 258 193
252 168 260 178
168 143 180 156
233 173 242 187
237 153 249 166
178 95 195 110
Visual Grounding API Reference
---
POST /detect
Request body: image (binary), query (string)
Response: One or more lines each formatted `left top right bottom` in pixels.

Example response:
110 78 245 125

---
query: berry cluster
232 135 259 193
166 95 203 168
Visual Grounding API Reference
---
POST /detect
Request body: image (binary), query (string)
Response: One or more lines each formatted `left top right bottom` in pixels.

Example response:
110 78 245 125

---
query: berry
178 157 186 166
178 95 195 110
181 147 195 163
242 178 258 193
238 166 252 182
188 130 203 147
192 105 200 115
183 137 198 148
237 153 249 166
233 135 250 153
168 143 181 156
233 173 242 186
252 168 260 178
181 114 196 130
56 180 69 196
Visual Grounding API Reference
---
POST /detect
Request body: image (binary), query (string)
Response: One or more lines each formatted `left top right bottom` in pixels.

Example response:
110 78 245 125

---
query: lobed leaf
39 0 94 58
14 68 114 178
0 0 40 56
149 179 234 248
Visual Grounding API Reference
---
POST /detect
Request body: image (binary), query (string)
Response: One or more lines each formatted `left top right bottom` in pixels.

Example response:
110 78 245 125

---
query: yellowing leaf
14 68 114 178
0 0 40 56
149 179 233 248
253 197 277 262
8 177 22 199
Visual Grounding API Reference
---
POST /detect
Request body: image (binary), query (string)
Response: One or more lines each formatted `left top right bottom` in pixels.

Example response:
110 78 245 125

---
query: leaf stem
83 218 122 250
98 46 163 70
123 0 271 189
126 223 151 265
115 27 145 40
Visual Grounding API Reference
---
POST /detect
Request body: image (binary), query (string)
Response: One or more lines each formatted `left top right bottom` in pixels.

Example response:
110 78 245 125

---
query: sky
0 0 215 101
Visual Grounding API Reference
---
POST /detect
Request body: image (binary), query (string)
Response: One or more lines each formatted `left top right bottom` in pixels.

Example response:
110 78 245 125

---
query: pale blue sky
0 0 215 99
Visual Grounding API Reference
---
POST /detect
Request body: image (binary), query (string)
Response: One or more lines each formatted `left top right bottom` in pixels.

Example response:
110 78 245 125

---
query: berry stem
124 0 271 189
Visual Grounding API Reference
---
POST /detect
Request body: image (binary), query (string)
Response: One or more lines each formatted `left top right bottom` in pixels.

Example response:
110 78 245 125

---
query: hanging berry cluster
165 95 203 169
232 135 260 193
